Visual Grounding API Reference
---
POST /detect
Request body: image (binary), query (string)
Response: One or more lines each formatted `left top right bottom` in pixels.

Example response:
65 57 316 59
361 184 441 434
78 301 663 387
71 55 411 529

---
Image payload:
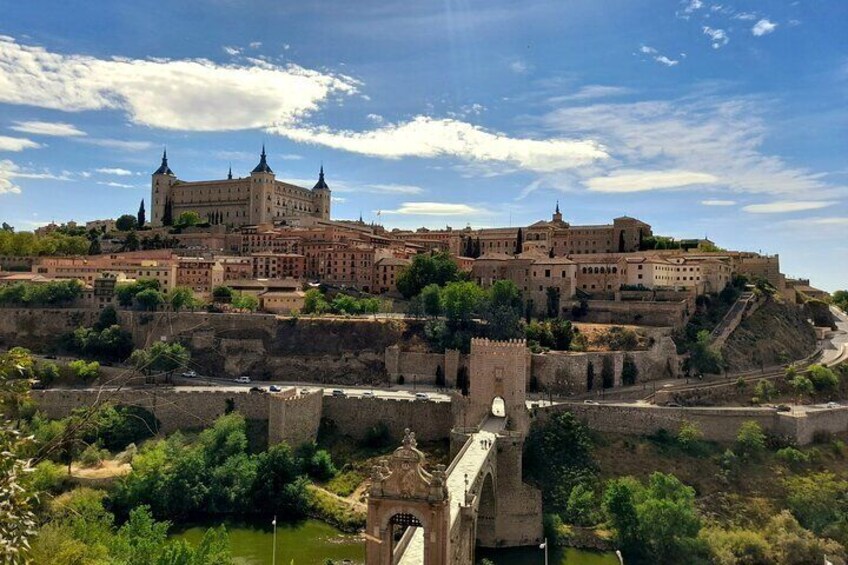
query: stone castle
150 147 331 228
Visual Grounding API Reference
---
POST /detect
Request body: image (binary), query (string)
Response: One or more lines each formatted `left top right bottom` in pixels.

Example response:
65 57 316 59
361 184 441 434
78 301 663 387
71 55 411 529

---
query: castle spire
227 163 233 180
153 147 174 175
556 200 560 214
251 144 273 174
313 164 329 190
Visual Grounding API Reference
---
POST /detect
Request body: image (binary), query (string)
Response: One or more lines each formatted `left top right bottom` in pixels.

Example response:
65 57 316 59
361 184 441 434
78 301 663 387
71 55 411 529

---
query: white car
234 376 251 384
181 370 197 378
362 391 375 398
414 392 429 401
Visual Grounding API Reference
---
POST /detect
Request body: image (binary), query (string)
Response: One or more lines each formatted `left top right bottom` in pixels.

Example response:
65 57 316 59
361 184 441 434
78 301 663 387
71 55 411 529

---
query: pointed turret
553 200 563 223
251 144 273 174
227 164 233 180
153 148 174 176
313 164 329 190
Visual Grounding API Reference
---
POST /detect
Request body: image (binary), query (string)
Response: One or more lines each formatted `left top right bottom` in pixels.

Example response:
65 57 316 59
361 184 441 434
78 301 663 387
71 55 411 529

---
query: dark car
269 385 282 392
249 386 265 393
776 404 791 412
30 380 46 390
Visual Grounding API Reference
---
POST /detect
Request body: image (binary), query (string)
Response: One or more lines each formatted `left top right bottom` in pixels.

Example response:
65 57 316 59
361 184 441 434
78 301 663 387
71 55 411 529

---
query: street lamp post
616 549 625 564
271 515 277 565
539 538 548 565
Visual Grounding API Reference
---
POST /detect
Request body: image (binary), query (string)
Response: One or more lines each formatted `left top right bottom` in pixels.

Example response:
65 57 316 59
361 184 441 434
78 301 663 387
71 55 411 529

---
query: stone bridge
365 339 543 565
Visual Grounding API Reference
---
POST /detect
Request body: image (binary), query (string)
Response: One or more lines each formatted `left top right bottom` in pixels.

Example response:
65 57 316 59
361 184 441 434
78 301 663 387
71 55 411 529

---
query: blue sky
0 0 845 290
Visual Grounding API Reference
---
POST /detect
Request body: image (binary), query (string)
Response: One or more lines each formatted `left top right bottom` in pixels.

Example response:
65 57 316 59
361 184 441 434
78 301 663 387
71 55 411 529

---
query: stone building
150 148 331 228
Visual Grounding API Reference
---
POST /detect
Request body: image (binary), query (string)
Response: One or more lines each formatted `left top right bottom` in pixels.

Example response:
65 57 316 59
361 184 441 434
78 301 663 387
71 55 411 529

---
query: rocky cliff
721 297 817 372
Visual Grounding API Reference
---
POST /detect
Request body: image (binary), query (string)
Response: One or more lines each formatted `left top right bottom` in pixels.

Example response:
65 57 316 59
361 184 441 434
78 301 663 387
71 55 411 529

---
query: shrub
677 421 705 454
807 364 839 392
68 359 100 381
753 379 776 402
736 421 766 457
776 447 810 467
79 443 109 468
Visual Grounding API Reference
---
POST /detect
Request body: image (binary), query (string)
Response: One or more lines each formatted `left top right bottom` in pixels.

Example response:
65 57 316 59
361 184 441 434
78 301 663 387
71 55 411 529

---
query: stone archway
366 430 451 565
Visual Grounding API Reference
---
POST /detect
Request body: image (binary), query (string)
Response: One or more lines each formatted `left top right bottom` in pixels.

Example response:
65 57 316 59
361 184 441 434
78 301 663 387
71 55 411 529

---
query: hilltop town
2 148 847 565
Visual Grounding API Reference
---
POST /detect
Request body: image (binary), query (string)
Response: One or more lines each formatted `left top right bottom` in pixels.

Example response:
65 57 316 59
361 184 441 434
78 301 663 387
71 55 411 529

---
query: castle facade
150 147 331 228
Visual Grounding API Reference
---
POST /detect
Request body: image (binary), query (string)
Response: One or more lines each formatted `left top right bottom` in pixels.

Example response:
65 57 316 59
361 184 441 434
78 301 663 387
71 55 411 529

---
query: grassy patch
306 485 365 532
325 469 365 498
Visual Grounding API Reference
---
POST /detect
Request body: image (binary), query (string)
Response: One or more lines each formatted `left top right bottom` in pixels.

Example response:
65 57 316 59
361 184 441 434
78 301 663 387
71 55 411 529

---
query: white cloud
382 202 483 216
0 159 73 194
742 201 835 214
552 85 634 102
639 46 679 67
270 116 607 173
9 120 86 137
752 19 777 37
248 42 262 49
0 135 40 151
95 167 134 176
366 113 384 124
586 170 717 193
701 199 737 206
75 138 155 151
734 12 757 21
366 184 425 195
543 97 846 199
703 26 729 48
222 46 241 56
802 217 848 226
684 0 703 13
508 59 529 74
279 154 302 161
331 196 346 203
0 36 358 131
96 181 135 188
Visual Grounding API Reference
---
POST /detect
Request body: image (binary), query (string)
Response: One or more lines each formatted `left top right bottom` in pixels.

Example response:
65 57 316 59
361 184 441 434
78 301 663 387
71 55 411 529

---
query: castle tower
151 149 176 227
552 200 563 223
249 145 275 225
312 165 331 220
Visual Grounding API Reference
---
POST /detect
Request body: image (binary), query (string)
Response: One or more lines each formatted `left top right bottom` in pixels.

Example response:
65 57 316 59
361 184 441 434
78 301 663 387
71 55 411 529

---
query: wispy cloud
95 167 134 176
0 35 358 131
96 181 136 188
639 45 679 67
75 138 155 152
543 96 847 199
270 116 608 174
703 26 729 49
586 170 717 193
701 199 737 206
9 120 86 137
742 201 835 214
752 19 778 37
508 59 530 74
0 159 72 194
552 85 634 103
0 135 40 152
222 46 241 56
381 202 484 216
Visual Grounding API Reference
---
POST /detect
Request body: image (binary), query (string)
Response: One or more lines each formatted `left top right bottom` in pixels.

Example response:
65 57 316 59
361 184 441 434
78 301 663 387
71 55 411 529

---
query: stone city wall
385 346 465 387
530 335 678 394
31 388 270 434
579 300 689 328
268 389 323 448
321 396 453 442
539 402 848 445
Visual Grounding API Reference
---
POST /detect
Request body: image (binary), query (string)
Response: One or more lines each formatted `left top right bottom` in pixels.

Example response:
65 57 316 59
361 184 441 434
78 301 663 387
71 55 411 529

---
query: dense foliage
129 342 190 375
0 280 83 307
302 288 382 315
395 251 463 298
0 230 89 257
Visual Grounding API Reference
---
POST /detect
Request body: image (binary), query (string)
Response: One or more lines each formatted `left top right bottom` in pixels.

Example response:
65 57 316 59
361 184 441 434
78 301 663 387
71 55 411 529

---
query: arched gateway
366 339 543 565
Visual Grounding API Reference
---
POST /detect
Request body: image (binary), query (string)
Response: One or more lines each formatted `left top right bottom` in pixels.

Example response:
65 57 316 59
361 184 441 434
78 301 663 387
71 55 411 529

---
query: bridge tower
366 429 451 565
452 338 543 550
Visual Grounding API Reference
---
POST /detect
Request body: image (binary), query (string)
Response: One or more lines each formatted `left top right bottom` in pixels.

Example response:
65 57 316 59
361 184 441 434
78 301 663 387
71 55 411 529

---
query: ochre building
150 147 331 228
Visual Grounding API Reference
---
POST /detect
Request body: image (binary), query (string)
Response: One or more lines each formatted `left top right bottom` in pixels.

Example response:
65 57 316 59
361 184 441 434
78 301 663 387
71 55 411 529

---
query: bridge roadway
396 415 507 564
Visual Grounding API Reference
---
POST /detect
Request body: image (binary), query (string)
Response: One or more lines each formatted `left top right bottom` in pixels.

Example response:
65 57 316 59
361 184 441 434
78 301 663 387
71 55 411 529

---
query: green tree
791 375 814 406
130 342 190 375
121 231 140 252
252 443 310 517
545 286 561 318
689 330 723 374
169 287 199 311
753 379 776 403
484 280 523 340
735 421 766 457
212 285 234 303
807 364 839 392
833 289 848 313
135 287 164 311
231 292 259 312
784 472 848 536
116 214 139 232
395 251 461 298
68 359 100 381
441 281 484 325
420 283 443 317
176 211 202 228
302 288 329 314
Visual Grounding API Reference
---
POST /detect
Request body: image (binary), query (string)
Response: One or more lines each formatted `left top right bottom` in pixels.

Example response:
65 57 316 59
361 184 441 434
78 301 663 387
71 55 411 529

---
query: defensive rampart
321 396 452 442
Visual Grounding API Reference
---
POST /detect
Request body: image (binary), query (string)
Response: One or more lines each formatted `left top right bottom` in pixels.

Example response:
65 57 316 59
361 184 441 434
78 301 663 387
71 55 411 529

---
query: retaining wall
321 396 452 442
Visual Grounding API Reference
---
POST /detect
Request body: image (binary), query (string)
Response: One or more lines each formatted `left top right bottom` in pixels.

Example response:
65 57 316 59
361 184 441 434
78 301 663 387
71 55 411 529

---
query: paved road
822 306 848 366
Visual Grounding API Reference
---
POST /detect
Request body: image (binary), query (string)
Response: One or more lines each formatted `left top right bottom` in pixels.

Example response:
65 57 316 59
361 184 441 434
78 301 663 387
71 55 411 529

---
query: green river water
172 519 619 565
